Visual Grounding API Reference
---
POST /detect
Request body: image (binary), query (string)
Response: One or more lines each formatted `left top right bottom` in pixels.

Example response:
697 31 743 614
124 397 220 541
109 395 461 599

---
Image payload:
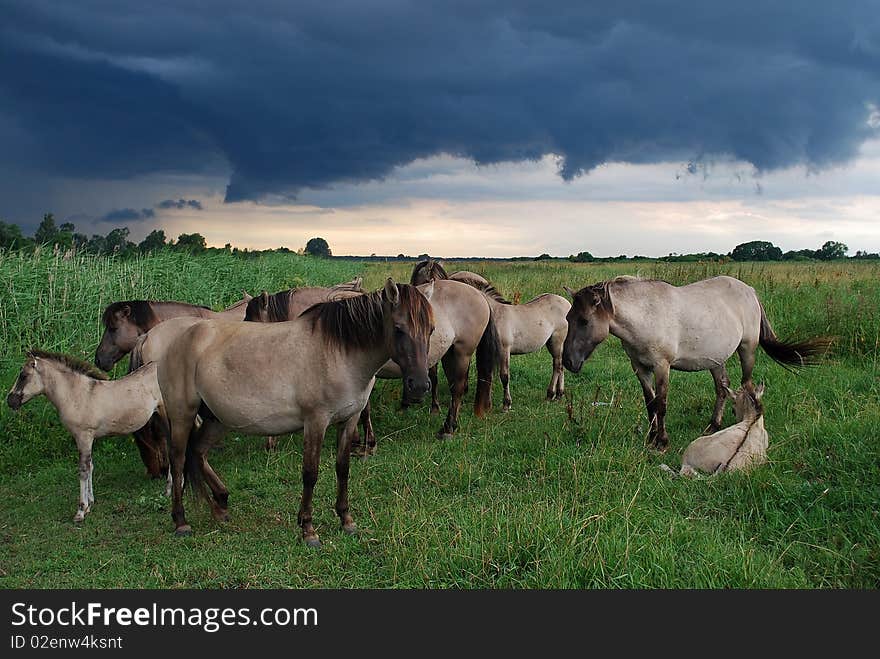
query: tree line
0 214 334 258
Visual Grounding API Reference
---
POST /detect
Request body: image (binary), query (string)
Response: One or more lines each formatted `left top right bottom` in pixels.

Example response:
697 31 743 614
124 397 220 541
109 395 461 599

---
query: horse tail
758 301 832 369
474 304 501 418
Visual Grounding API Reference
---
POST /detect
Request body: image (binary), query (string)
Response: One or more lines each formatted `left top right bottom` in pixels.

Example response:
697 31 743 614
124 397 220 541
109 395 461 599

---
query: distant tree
783 249 816 261
569 251 594 262
176 232 207 253
417 253 430 260
86 234 107 254
104 227 134 255
815 240 848 261
534 253 552 261
34 213 58 245
304 237 332 257
853 250 880 259
730 240 783 261
276 246 292 253
0 221 27 250
138 229 167 253
396 253 406 259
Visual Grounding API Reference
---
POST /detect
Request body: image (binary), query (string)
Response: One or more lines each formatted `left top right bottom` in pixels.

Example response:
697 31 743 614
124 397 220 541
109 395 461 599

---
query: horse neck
38 364 86 411
152 302 214 323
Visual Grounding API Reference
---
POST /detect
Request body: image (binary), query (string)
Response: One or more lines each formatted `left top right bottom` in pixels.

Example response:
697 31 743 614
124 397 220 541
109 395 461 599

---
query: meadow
0 249 878 588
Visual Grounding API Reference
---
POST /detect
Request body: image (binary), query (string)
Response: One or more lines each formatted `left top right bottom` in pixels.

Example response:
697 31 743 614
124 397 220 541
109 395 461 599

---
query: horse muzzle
562 353 584 374
6 392 22 410
402 376 431 404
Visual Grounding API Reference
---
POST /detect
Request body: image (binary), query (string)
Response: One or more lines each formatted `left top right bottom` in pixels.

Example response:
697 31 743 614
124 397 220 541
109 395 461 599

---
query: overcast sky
2 1 879 256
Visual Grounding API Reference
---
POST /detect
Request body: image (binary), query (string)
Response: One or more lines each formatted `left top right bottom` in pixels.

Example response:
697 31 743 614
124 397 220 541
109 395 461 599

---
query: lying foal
661 385 768 477
6 350 163 522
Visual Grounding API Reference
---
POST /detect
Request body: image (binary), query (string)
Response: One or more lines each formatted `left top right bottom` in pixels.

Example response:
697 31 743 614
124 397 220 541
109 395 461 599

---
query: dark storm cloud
2 1 878 205
157 198 204 210
98 207 155 222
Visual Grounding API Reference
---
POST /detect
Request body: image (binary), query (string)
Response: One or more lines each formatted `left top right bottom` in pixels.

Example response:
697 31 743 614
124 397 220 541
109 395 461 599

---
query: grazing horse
662 385 768 477
6 351 162 522
412 261 570 410
562 275 831 451
411 258 489 289
95 294 253 371
156 280 433 546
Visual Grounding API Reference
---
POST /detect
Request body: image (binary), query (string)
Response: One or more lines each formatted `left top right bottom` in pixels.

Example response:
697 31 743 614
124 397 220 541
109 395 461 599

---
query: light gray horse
563 275 830 451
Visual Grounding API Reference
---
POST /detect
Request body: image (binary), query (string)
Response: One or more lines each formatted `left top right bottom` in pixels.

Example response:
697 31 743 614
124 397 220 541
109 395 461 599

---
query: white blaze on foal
663 385 769 477
6 350 163 522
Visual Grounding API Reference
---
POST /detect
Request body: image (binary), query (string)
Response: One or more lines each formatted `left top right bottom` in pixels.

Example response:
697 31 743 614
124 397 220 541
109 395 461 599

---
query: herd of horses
6 259 831 546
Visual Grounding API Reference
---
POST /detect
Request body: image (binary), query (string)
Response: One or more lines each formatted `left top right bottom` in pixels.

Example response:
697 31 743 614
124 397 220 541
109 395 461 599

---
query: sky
2 1 879 257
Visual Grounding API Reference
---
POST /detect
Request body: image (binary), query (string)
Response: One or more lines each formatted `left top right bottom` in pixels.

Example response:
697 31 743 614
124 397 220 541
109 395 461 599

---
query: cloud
98 207 155 223
157 198 203 210
1 2 878 207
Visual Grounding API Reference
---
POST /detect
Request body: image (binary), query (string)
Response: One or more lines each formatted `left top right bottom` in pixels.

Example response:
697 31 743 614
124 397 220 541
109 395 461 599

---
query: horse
661 385 768 477
244 280 366 450
94 293 253 371
412 261 570 410
6 351 163 522
411 258 489 288
247 276 499 455
156 279 433 546
94 293 251 476
562 275 831 451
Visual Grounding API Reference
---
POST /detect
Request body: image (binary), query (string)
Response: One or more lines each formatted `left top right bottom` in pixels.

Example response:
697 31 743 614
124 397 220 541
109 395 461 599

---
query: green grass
1 252 878 587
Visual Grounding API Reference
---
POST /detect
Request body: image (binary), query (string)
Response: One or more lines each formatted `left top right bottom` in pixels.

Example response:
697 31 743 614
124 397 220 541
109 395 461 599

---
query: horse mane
302 285 433 351
28 349 109 380
101 300 159 330
245 290 293 322
411 259 448 284
474 282 512 305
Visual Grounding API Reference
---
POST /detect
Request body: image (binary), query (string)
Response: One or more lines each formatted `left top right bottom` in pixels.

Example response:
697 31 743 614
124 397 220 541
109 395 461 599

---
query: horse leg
546 332 566 400
352 401 376 458
500 348 513 412
737 341 757 393
166 411 197 536
73 433 94 522
264 436 278 451
652 363 671 452
705 365 731 433
632 362 657 443
298 419 327 548
335 415 360 535
429 364 440 414
133 425 162 478
192 418 230 523
438 347 469 439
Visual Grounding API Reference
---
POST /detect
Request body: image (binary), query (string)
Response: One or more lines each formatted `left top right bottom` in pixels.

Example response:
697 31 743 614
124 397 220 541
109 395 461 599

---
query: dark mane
244 290 292 322
411 259 448 284
474 282 512 304
28 349 109 380
302 285 433 351
101 300 211 330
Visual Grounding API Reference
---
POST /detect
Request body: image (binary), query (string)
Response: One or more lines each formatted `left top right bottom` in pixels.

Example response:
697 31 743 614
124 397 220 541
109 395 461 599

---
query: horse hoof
343 523 358 536
430 405 441 415
304 535 322 548
175 525 193 537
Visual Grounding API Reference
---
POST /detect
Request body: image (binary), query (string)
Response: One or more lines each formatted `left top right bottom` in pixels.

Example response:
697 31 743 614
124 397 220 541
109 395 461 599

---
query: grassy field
1 250 878 588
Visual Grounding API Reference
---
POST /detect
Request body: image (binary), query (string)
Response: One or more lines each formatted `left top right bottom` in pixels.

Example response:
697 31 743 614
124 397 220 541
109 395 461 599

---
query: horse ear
420 280 435 301
242 289 253 301
724 386 736 399
259 291 269 308
562 286 576 299
384 278 400 305
352 276 363 289
119 304 131 318
754 383 765 399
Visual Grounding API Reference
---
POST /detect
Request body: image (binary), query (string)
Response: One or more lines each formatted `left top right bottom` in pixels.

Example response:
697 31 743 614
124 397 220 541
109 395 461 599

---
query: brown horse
93 294 251 476
156 280 433 546
562 275 831 451
412 260 570 410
